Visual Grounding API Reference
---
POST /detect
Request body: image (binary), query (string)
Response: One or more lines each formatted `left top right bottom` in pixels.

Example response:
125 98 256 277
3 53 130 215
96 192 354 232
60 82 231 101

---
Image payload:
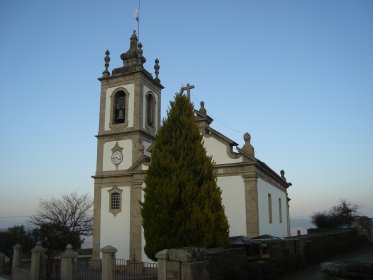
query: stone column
61 244 78 280
286 196 291 236
168 248 209 280
0 252 5 274
92 181 102 259
12 244 22 269
101 245 117 280
155 249 169 280
30 241 45 280
130 175 145 261
243 175 259 237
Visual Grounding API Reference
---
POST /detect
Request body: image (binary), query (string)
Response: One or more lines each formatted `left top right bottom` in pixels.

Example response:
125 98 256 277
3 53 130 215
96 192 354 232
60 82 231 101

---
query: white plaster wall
104 84 135 131
218 176 246 236
103 140 133 171
203 136 242 165
257 178 288 237
100 186 131 259
142 86 159 130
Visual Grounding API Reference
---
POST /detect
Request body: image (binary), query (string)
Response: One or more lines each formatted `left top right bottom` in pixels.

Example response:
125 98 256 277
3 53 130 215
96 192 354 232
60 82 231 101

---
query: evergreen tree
141 93 229 260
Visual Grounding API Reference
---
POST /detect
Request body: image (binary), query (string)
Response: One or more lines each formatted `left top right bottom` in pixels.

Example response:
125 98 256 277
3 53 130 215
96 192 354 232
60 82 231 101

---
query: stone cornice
96 129 156 140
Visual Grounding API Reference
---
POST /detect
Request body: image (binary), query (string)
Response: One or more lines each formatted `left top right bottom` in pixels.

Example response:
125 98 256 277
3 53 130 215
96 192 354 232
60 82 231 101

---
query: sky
0 0 372 231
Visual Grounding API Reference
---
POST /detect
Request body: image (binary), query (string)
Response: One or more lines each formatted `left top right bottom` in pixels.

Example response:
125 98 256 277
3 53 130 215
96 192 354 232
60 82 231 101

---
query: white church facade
92 31 292 261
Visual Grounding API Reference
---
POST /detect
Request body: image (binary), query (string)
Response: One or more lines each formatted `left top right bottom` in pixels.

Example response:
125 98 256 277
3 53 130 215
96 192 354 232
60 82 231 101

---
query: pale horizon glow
0 1 372 232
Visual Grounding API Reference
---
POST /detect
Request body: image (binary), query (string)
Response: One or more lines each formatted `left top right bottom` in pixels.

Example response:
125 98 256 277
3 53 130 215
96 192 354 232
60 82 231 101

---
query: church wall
100 186 131 259
102 140 133 171
257 178 288 237
104 84 135 130
218 175 247 237
203 136 242 165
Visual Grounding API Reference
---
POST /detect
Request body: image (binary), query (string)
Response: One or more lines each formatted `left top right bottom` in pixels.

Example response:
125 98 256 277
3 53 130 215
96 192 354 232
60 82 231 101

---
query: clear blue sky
0 0 372 229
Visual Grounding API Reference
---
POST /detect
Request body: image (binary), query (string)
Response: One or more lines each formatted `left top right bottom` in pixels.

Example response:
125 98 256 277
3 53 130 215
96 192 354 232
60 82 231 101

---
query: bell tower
92 31 163 260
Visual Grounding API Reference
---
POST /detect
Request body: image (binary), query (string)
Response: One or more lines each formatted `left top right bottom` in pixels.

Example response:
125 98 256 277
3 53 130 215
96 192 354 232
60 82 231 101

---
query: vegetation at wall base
0 225 34 258
141 93 229 260
311 199 360 229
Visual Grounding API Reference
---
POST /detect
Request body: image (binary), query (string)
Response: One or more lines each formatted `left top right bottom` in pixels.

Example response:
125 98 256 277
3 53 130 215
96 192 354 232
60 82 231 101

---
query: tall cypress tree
141 93 229 260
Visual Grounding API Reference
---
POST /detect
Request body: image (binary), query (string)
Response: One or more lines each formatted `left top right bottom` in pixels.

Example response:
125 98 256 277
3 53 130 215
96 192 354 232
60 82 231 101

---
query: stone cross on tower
180 83 195 100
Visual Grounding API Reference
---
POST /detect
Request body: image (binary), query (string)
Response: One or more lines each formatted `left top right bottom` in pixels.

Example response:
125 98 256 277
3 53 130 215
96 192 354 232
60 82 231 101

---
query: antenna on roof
134 0 141 40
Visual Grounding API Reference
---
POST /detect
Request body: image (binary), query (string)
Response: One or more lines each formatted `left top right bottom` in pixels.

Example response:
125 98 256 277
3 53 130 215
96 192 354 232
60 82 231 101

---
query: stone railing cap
101 245 118 253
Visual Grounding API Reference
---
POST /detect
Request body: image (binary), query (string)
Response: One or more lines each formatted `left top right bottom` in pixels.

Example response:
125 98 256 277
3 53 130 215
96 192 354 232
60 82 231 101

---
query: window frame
108 186 123 216
145 91 156 132
145 92 156 128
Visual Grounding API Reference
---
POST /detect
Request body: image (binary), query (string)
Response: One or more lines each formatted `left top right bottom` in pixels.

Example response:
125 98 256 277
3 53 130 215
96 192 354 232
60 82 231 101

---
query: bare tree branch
29 192 93 236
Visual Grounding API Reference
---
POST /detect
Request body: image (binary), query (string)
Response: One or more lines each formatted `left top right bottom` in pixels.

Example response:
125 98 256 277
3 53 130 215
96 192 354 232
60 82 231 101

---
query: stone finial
280 170 287 182
138 42 143 65
130 30 138 50
101 245 118 253
244 132 251 143
242 132 254 157
61 244 77 257
280 170 292 187
120 30 146 69
154 58 160 81
102 49 110 77
199 101 207 115
31 241 45 253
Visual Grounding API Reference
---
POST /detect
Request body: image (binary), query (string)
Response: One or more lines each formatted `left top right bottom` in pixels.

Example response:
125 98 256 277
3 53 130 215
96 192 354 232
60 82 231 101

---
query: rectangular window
111 192 120 210
268 193 273 224
279 198 282 223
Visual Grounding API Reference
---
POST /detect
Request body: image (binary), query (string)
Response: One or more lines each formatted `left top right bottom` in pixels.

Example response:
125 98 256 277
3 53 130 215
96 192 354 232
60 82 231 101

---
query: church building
92 31 292 261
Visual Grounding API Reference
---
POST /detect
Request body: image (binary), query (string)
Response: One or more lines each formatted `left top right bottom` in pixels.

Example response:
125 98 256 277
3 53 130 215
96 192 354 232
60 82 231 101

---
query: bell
116 109 124 122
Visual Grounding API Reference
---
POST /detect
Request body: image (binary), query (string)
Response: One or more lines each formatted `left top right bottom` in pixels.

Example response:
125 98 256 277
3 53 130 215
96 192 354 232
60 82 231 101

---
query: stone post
12 244 22 269
61 244 78 280
30 241 45 280
159 248 209 280
0 252 5 274
101 245 117 280
155 249 169 280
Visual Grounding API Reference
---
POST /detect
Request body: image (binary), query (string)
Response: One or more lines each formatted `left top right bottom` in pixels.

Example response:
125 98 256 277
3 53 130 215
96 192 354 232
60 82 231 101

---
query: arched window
146 93 155 127
113 91 126 124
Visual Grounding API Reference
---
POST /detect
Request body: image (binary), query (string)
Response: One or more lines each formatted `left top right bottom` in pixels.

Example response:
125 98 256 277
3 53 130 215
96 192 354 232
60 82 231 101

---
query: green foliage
141 93 229 260
33 223 82 257
0 225 34 258
0 223 81 260
311 199 360 228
